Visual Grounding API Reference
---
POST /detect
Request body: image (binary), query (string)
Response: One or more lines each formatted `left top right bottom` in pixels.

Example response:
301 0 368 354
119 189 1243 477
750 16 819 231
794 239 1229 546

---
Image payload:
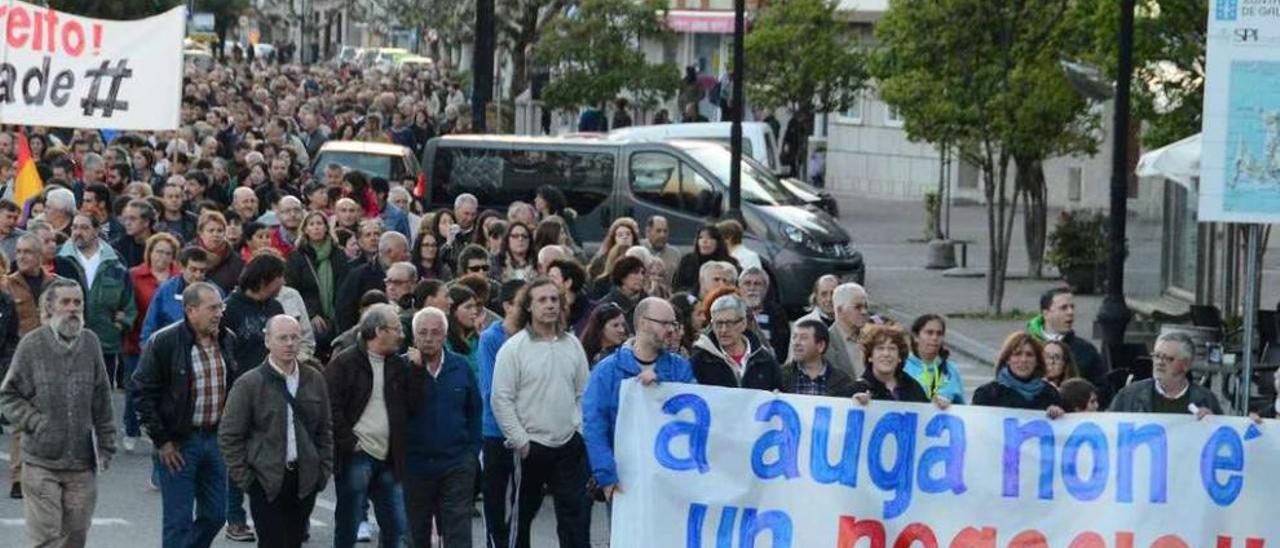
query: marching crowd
0 56 1271 548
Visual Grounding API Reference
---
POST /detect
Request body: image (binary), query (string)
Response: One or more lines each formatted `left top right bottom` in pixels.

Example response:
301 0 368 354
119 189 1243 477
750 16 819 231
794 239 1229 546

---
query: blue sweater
404 350 482 477
582 344 695 487
903 353 966 404
476 320 509 439
140 276 191 348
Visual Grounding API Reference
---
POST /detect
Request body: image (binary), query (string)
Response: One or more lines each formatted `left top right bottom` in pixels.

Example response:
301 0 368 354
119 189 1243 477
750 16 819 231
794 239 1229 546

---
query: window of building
884 104 904 128
836 92 863 125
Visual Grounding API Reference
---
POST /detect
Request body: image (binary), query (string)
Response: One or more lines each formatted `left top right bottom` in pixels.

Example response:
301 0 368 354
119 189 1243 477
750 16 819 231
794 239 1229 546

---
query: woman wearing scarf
973 332 1065 418
196 211 244 294
286 210 351 361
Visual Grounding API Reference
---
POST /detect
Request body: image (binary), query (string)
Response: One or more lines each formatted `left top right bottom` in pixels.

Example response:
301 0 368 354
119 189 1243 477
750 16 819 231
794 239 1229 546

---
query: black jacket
780 360 855 398
285 241 352 324
110 233 148 268
690 331 782 391
324 344 422 477
222 289 285 379
753 300 790 358
334 260 386 332
973 377 1062 411
1062 332 1110 406
851 368 929 403
131 319 240 447
0 291 18 382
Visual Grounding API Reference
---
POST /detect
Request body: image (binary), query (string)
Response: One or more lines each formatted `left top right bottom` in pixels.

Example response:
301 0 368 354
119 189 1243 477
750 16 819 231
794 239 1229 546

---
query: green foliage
1080 0 1206 148
1046 209 1109 271
744 0 867 114
48 0 182 19
534 0 681 110
872 0 1099 313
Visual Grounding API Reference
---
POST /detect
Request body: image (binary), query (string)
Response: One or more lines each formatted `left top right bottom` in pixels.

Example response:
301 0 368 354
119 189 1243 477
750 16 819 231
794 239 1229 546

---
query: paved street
0 391 611 547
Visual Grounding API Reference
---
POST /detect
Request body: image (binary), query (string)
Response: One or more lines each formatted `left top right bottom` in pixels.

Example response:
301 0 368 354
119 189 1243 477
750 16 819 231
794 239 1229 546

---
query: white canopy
1136 133 1200 189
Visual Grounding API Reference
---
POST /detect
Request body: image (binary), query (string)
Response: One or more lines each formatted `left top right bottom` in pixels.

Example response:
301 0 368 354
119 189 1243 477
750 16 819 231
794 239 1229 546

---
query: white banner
1200 0 1280 223
611 382 1277 547
0 2 184 130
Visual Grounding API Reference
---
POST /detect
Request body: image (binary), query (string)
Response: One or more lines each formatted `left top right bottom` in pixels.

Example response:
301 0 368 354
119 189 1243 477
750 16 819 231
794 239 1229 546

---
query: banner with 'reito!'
611 382 1276 547
0 2 184 130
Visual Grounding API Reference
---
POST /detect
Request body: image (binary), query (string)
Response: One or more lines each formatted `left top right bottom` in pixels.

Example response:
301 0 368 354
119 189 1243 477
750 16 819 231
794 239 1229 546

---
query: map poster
1200 0 1280 223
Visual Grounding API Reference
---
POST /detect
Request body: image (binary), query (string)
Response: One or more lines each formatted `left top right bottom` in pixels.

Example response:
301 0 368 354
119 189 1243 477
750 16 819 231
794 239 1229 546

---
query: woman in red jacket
123 232 181 451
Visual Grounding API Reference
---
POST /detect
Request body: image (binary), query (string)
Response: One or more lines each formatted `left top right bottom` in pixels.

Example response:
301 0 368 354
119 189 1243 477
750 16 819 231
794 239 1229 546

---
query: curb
877 304 998 370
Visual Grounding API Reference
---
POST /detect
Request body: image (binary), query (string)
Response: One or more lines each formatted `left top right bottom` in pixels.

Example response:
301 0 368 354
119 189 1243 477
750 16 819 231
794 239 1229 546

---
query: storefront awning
666 10 738 34
1136 133 1200 190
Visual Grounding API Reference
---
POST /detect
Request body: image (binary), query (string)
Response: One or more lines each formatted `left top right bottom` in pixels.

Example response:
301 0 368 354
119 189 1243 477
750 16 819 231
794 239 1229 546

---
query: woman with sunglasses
581 303 631 366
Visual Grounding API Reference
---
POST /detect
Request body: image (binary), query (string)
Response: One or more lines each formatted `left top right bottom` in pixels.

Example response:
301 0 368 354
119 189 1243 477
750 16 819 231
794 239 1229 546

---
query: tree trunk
985 148 1018 315
1017 156 1047 279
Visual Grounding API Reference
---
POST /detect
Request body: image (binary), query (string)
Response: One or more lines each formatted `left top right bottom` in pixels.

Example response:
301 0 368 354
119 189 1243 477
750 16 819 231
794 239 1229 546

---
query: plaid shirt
189 343 227 427
792 366 829 396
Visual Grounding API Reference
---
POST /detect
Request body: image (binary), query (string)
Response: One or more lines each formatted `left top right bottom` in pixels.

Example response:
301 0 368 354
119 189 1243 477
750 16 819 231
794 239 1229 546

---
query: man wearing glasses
385 261 420 352
325 303 414 547
1109 331 1222 418
690 293 783 391
583 297 695 504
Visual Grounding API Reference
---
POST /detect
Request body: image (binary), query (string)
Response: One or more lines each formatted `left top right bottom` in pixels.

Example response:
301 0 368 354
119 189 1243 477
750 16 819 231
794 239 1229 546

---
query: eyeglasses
386 278 413 285
1152 353 1181 364
467 264 491 273
509 233 530 240
644 316 679 328
710 317 745 330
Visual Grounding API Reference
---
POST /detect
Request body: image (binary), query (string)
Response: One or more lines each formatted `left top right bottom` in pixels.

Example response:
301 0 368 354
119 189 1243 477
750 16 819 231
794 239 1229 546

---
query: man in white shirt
219 315 333 548
491 277 592 548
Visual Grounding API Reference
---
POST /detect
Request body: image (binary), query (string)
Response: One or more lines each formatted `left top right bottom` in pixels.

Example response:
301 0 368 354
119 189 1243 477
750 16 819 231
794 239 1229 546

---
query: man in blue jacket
403 306 481 548
140 246 210 345
476 280 524 547
583 297 695 502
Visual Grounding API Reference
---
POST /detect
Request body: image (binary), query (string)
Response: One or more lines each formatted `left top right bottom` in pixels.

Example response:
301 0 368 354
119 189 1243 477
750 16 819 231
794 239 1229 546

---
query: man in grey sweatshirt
491 277 591 548
0 277 116 548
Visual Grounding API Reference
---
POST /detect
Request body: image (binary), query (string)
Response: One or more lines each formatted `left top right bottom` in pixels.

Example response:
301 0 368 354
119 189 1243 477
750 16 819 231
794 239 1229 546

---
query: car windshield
683 144 802 206
313 151 396 180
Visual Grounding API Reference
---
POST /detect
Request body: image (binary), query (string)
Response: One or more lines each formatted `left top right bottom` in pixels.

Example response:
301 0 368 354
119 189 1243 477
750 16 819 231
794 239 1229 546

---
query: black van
421 135 864 314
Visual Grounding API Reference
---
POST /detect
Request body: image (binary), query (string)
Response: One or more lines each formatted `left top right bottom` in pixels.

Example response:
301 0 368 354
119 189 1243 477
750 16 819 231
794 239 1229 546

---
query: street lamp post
1096 0 1136 352
728 0 745 218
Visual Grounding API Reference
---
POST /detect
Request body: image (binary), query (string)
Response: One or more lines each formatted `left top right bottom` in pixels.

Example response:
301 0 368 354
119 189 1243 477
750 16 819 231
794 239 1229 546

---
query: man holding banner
1110 331 1223 417
583 297 695 502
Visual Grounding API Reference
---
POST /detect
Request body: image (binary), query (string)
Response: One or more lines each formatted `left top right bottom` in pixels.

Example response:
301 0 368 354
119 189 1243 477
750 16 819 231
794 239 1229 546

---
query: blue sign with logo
1217 0 1238 21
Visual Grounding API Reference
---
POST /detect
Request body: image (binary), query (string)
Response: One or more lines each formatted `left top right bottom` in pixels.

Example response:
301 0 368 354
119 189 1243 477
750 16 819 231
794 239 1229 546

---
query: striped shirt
189 343 227 427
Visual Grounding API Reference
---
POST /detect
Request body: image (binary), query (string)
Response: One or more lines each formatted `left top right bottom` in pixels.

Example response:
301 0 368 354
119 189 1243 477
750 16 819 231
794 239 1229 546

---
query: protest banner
611 382 1276 547
0 1 184 130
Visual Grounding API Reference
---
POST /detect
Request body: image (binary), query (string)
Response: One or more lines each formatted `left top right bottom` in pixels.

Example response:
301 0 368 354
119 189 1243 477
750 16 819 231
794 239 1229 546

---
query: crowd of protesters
0 53 1268 548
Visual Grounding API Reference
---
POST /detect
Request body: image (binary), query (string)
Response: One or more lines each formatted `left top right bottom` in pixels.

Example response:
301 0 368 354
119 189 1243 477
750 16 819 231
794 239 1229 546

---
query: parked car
422 135 863 315
607 122 839 217
330 45 361 66
311 141 424 190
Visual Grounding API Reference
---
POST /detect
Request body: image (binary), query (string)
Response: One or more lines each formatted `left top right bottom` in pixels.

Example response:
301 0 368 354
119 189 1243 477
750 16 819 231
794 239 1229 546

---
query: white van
607 122 838 216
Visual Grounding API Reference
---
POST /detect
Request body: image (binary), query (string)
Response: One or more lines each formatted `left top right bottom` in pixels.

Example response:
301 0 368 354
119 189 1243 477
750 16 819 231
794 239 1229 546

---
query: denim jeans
226 481 248 526
159 430 227 548
123 354 140 437
334 450 406 548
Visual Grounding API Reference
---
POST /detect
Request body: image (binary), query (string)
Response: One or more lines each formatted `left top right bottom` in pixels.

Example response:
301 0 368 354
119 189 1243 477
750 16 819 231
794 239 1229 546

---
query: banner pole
1238 222 1259 415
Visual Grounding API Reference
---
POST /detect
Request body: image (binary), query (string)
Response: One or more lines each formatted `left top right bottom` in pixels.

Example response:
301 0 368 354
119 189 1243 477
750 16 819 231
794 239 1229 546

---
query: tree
745 0 867 174
874 0 1097 313
533 0 681 112
1084 0 1206 149
48 0 181 19
498 0 568 100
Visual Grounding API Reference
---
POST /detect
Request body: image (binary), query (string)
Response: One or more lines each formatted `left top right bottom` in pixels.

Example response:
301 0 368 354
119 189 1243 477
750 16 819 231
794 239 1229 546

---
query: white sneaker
356 521 372 543
122 436 137 453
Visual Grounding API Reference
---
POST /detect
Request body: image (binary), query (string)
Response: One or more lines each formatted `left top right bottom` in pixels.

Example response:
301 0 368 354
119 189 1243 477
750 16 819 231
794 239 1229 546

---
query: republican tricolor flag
13 130 43 214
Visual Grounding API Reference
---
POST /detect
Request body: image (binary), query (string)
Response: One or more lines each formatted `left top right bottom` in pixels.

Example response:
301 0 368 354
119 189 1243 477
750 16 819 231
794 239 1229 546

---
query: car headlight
782 225 823 254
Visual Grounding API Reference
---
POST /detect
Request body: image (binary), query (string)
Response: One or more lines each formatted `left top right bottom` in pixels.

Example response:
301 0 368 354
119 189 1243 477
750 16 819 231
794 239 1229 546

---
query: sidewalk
836 196 1162 373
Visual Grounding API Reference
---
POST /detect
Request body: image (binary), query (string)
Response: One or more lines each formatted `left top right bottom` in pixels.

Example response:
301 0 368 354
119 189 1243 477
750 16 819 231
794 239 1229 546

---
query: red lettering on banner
8 6 31 49
1008 530 1049 548
1 5 101 56
1151 536 1188 548
950 527 997 548
895 523 939 548
837 516 886 548
62 20 83 56
1069 533 1108 548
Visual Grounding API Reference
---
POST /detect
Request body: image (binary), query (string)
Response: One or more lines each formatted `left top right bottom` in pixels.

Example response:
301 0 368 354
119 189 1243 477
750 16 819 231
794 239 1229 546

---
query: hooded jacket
583 344 695 487
689 330 782 391
54 240 136 355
